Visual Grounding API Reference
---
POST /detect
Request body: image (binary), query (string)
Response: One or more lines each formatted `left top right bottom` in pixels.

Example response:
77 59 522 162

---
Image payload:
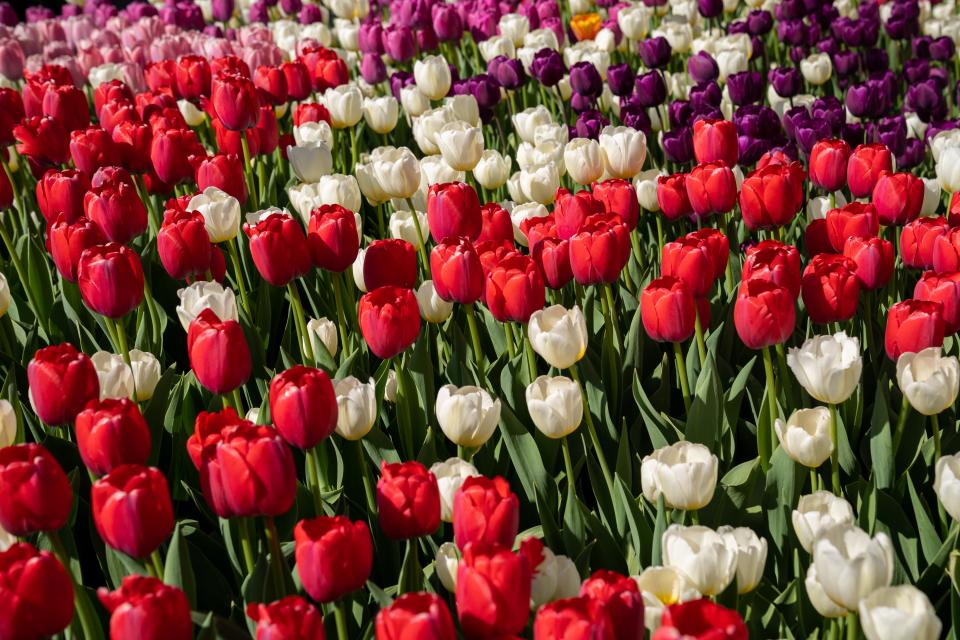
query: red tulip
69 127 118 175
196 153 248 204
254 65 289 105
0 543 74 639
738 161 805 229
0 444 72 535
456 542 532 638
800 254 860 324
843 236 895 290
98 575 193 640
36 168 89 224
579 570 644 640
376 592 456 640
359 285 421 359
188 408 297 518
593 178 640 230
478 202 515 245
244 213 313 287
27 342 99 425
685 162 737 218
568 218 631 285
247 596 325 640
885 299 946 360
808 138 851 192
902 217 949 270
41 83 89 133
92 464 174 558
294 102 331 126
303 47 350 92
92 166 135 190
803 218 834 258
692 118 739 167
211 54 251 79
176 55 212 100
484 254 546 323
295 515 373 603
158 209 213 280
255 105 280 155
847 143 893 198
533 597 612 640
0 87 25 146
77 243 145 318
662 237 715 297
269 366 338 450
641 276 697 343
554 188 603 240
453 475 520 550
364 239 418 290
100 99 141 136
825 202 879 252
742 240 801 298
211 74 260 131
151 127 205 185
377 460 441 539
15 116 69 171
76 398 151 476
657 173 693 221
734 279 795 349
532 235 574 290
187 309 253 394
933 227 960 274
145 59 177 94
915 271 960 334
282 61 313 101
431 237 485 304
872 171 924 226
427 182 483 243
111 120 154 172
0 164 9 210
93 80 133 115
307 204 361 272
652 599 747 640
522 216 558 253
84 181 148 244
686 228 730 281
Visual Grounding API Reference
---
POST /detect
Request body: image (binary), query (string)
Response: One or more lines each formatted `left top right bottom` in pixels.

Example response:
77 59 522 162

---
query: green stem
655 215 665 259
569 363 614 494
393 357 415 458
264 516 288 597
305 446 325 515
693 308 708 366
759 347 777 472
810 468 819 493
464 303 486 384
932 412 942 464
334 599 350 640
561 435 578 502
405 197 431 277
523 326 538 382
109 316 137 401
829 403 841 496
673 342 692 412
238 517 257 575
49 530 105 640
892 394 911 454
231 388 244 415
355 439 377 515
286 281 315 367
602 284 622 353
846 612 859 640
504 321 517 360
226 239 252 318
331 272 350 359
240 135 259 211
150 550 164 579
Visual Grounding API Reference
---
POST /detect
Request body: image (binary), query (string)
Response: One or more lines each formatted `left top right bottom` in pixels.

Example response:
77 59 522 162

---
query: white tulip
499 13 530 46
774 407 834 468
439 96 478 128
526 375 583 439
507 171 527 203
390 209 429 246
355 162 389 206
362 96 399 134
513 106 554 144
335 20 360 50
510 202 549 246
317 174 363 212
416 280 454 324
599 126 647 179
307 317 339 359
897 347 960 416
421 153 465 186
88 63 125 87
807 191 846 220
0 399 16 447
634 566 700 631
287 142 334 184
805 564 848 618
187 187 241 243
322 84 363 128
618 5 651 40
435 384 501 448
524 28 560 51
517 141 564 174
294 121 334 148
792 491 856 553
400 85 431 117
334 376 377 440
520 163 561 205
552 554 582 600
0 522 13 552
435 541 460 591
352 249 367 292
384 370 397 402
412 106 456 155
430 457 480 522
176 281 239 331
0 273 9 318
641 441 719 511
413 54 452 101
127 350 161 402
534 123 569 147
91 351 134 400
937 145 960 193
812 524 894 611
594 28 617 53
634 169 662 212
655 22 692 53
478 35 515 62
529 543 560 607
245 407 261 424
718 526 767 594
800 53 832 86
527 305 587 370
327 0 368 19
564 138 604 185
935 453 960 521
662 524 738 596
859 585 941 640
920 178 941 217
437 121 485 171
474 150 512 190
372 147 421 200
177 99 206 127
787 332 862 405
716 49 748 82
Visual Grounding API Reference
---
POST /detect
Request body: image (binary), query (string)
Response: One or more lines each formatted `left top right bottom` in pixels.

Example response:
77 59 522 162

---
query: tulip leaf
165 521 198 608
616 475 653 574
651 493 666 567
104 546 148 588
497 402 550 503
867 382 894 490
561 489 588 567
631 369 675 449
23 234 54 336
686 352 722 447
905 474 942 564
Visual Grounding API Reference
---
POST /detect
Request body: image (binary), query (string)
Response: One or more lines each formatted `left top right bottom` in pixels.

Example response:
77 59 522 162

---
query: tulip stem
603 284 622 354
655 215 665 259
149 550 165 579
305 446 325 515
932 413 942 466
333 599 349 640
405 197 431 278
693 307 707 366
226 239 253 318
673 342 692 412
760 347 777 472
355 439 378 515
524 327 538 382
829 403 841 496
0 213 49 337
264 516 289 597
561 435 579 501
504 322 517 360
238 517 257 575
240 135 259 211
892 394 911 454
845 612 859 640
569 363 614 496
286 281 315 367
49 529 105 640
464 303 486 384
331 272 350 359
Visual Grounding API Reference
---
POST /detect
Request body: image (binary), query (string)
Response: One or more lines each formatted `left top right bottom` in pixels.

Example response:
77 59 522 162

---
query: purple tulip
794 117 832 155
26 7 55 22
488 56 525 90
432 4 463 42
211 0 234 21
769 67 802 98
810 97 845 136
907 80 946 122
687 52 719 84
529 48 565 86
662 127 695 164
841 122 866 149
832 50 859 77
931 36 956 61
745 9 773 35
739 136 773 166
619 103 652 134
575 110 609 140
871 116 907 155
382 24 416 62
607 63 636 97
735 105 782 140
571 93 596 113
360 53 387 85
698 0 723 18
569 61 603 97
689 81 721 111
281 0 303 14
782 106 810 141
897 137 924 169
299 4 324 23
669 100 693 129
389 71 415 99
633 70 667 107
637 37 671 69
777 20 807 45
471 74 501 109
0 2 16 26
468 9 500 41
727 71 763 106
359 21 385 54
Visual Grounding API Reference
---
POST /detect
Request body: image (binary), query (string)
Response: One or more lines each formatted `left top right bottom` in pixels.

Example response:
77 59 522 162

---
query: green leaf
651 494 666 567
165 521 198 608
686 353 722 447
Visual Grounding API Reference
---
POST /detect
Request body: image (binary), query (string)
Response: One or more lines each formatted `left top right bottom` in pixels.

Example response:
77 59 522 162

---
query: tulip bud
896 347 960 416
657 600 747 639
935 453 960 521
859 586 941 640
188 187 242 243
363 96 399 134
295 515 373 603
0 400 14 448
657 173 694 221
533 596 611 639
569 219 631 285
599 125 647 179
914 272 960 334
579 570 644 640
187 309 252 394
329 376 376 441
84 182 148 244
377 460 441 539
77 243 145 319
847 143 893 198
91 351 135 401
415 280 454 323
641 276 697 343
435 384 501 448
98 575 193 640
809 138 851 192
359 286 421 360
739 162 805 229
158 209 214 281
247 596 326 640
527 305 587 369
323 84 363 128
437 121 485 172
456 542 532 637
92 464 174 558
435 541 460 592
0 543 74 639
427 182 483 243
244 213 313 287
526 375 583 439
376 592 457 640
306 317 339 359
641 441 718 511
792 490 855 553
363 239 417 290
76 398 151 476
662 237 715 297
812 523 894 611
28 343 99 425
452 474 519 551
885 299 945 361
662 525 738 596
564 138 604 185
786 331 862 404
431 237 484 304
686 161 738 219
843 236 894 291
0 444 72 535
774 407 833 468
176 281 238 331
270 366 338 450
430 457 479 523
800 254 860 324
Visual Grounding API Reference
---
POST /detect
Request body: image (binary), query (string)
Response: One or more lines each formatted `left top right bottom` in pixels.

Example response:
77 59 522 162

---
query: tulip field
5 0 960 638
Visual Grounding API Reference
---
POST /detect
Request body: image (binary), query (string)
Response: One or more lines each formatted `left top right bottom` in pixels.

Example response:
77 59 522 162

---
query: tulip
27 342 99 425
842 236 895 291
91 351 135 401
69 127 119 175
435 385 501 449
526 375 584 439
569 219 631 285
437 122 484 172
739 162 805 229
307 203 361 273
416 280 455 323
811 523 894 611
126 350 161 403
564 138 604 185
288 142 333 184
307 317 339 360
599 126 647 179
188 409 297 518
247 596 326 640
333 376 377 441
431 238 484 305
805 563 847 618
15 116 69 170
533 596 611 639
187 309 252 394
553 188 602 240
634 566 701 631
377 460 441 539
97 574 193 640
359 286 421 360
870 172 924 227
715 527 767 596
774 407 833 468
244 213 313 287
641 276 697 344
188 187 242 244
885 299 945 361
75 398 151 476
914 272 960 334
0 444 72 535
528 305 587 370
363 239 418 290
456 542 532 637
786 332 862 404
897 347 960 416
685 161 737 218
484 255 546 323
579 570 644 640
36 169 89 225
474 150 512 190
270 366 338 450
847 144 893 198
451 473 519 553
641 441 718 511
83 181 148 244
808 138 850 192
742 241 801 297
92 464 173 558
858 586 942 640
654 600 747 640
151 128 205 185
372 147 421 201
662 525 737 596
0 543 75 639
323 85 363 129
935 453 960 521
176 281 238 331
376 592 457 640
158 209 214 281
427 182 482 244
657 174 694 221
661 237 715 297
212 74 260 131
363 96 399 134
593 179 641 231
800 254 860 324
792 491 856 553
825 202 879 253
692 118 738 167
